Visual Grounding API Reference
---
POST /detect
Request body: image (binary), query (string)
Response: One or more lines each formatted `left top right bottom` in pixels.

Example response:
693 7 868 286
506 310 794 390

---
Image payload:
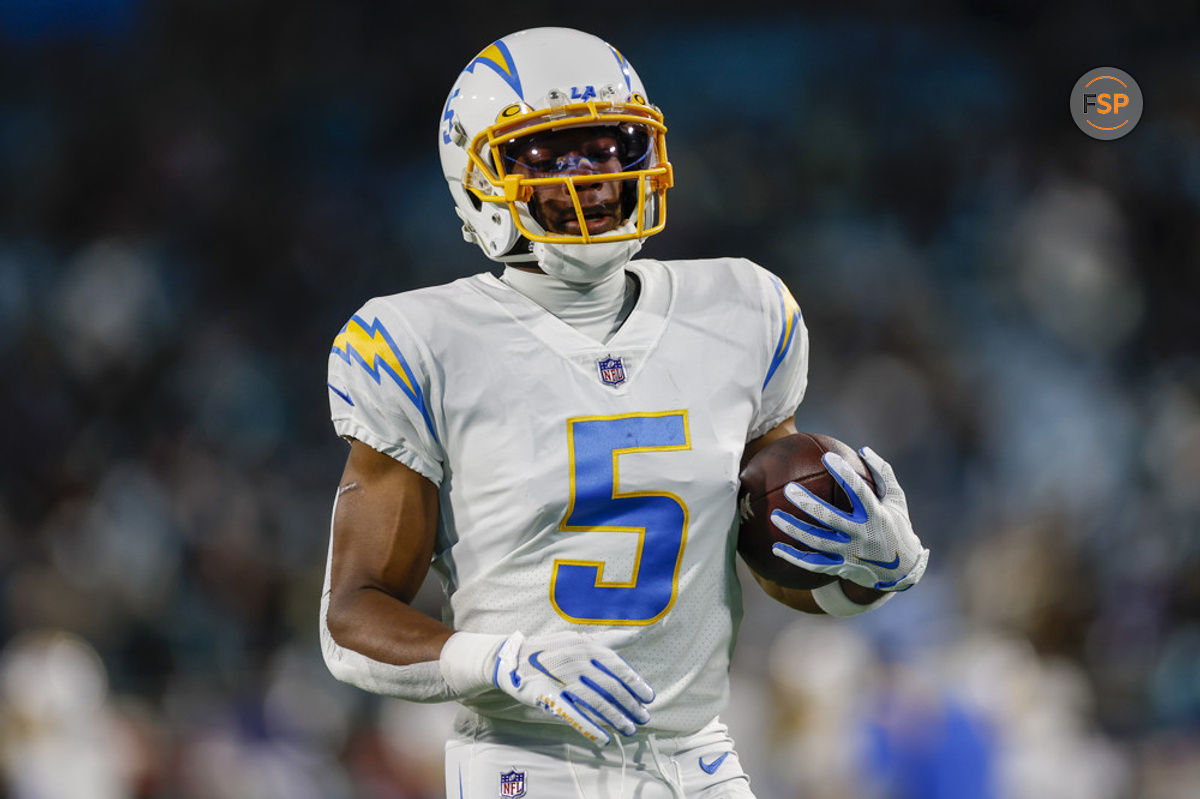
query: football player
321 27 929 798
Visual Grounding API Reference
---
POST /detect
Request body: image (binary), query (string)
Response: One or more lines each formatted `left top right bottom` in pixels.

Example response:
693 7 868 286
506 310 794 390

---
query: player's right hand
491 631 655 746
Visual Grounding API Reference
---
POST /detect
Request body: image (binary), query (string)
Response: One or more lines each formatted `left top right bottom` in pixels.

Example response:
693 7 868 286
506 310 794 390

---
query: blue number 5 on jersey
552 411 691 625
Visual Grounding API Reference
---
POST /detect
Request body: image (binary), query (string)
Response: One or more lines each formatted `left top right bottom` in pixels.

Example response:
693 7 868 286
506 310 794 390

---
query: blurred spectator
0 630 142 798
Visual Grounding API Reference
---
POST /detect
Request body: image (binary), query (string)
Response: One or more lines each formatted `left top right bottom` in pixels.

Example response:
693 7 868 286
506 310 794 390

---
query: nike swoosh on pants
699 752 730 774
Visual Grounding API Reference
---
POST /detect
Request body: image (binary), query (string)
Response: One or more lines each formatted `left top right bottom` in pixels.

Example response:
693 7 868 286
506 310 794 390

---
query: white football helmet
438 27 673 264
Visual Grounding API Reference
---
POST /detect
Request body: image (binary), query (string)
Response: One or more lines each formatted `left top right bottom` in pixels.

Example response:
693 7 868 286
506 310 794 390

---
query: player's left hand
769 446 929 591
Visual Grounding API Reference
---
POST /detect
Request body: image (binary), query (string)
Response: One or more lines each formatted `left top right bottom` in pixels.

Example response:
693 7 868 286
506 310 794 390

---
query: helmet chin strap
531 221 643 287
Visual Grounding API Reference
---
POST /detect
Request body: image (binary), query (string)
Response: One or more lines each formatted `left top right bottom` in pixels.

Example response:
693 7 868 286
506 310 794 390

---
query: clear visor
500 123 652 176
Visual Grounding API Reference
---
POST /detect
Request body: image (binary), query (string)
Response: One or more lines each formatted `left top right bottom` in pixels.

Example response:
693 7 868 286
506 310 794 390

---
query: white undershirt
500 266 638 343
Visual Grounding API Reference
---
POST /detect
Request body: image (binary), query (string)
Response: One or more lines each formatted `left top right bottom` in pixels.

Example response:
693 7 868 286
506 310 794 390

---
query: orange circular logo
1070 67 1143 140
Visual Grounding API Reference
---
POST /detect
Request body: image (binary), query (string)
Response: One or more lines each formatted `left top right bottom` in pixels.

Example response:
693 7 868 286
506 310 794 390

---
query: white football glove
441 630 654 746
770 446 929 591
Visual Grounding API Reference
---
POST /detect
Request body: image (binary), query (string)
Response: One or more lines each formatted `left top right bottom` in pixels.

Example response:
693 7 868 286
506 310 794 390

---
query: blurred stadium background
1 1 1198 796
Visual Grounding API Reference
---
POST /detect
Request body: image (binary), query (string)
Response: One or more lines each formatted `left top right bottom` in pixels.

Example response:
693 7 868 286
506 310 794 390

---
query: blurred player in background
320 27 929 798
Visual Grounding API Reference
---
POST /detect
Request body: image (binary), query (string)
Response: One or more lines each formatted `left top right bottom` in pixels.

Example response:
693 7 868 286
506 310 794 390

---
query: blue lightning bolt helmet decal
606 45 633 91
464 40 523 99
763 277 802 389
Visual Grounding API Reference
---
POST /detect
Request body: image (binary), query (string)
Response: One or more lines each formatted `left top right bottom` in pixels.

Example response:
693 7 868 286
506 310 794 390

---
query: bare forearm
327 586 454 665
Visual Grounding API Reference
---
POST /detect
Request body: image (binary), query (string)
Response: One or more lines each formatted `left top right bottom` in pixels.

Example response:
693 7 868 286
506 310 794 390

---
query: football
737 432 876 590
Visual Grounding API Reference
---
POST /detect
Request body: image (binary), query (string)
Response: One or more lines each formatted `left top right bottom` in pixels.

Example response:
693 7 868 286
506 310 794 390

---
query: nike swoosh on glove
769 446 930 591
492 631 655 745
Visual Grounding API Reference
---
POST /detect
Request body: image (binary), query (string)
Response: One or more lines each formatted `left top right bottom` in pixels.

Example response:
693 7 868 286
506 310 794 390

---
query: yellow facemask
459 96 673 246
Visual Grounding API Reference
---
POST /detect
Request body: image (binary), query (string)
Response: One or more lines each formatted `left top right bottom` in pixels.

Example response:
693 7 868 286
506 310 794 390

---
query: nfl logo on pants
499 769 526 798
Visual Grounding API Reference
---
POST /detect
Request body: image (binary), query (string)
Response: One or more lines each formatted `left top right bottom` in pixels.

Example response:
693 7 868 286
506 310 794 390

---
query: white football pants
445 716 756 799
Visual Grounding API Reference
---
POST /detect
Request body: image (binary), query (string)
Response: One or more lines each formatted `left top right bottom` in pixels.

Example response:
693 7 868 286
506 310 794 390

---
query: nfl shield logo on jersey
499 769 526 798
597 355 626 387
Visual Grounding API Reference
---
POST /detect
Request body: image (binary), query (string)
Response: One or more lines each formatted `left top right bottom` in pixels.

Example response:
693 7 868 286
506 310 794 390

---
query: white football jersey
327 257 808 735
